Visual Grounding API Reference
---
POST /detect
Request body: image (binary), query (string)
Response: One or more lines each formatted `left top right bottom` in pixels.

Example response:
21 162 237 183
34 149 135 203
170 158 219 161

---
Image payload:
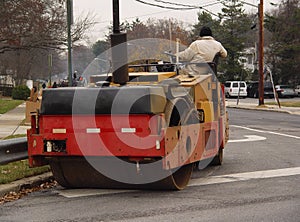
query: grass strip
0 99 23 114
0 160 50 184
2 134 26 140
1 135 50 184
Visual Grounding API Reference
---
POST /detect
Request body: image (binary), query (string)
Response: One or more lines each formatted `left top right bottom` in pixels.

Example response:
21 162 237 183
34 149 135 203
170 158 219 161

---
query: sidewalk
0 102 30 139
226 100 300 115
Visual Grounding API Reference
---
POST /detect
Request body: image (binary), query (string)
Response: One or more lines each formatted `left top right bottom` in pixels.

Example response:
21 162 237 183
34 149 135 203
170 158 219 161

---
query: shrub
3 86 13 96
12 85 30 100
0 85 13 96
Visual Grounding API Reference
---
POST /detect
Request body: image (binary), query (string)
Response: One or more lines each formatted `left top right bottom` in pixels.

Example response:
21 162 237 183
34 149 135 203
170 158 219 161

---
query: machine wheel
49 157 193 190
167 164 194 190
48 158 72 188
210 148 223 166
164 97 192 127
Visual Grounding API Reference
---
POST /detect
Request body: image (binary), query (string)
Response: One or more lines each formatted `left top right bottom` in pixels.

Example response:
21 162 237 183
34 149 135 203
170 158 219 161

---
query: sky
73 0 280 42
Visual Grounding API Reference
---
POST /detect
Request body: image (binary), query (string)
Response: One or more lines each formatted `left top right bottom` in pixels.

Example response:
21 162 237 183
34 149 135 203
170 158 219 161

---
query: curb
0 172 53 197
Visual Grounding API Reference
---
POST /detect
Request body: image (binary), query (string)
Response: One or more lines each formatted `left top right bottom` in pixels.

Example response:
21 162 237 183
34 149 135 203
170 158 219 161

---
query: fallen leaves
0 180 57 204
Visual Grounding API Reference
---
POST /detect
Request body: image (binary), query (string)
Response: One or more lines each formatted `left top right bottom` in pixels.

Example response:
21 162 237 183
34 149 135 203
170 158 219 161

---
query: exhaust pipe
110 0 129 85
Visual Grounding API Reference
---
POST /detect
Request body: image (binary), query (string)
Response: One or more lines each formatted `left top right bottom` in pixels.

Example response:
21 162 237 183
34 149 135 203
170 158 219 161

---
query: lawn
0 101 50 184
2 134 26 140
0 160 50 184
0 134 50 184
0 99 23 114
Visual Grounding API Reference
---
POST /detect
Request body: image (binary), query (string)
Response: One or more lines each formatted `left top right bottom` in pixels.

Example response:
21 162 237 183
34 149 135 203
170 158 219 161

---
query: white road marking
58 167 300 198
189 167 300 187
231 125 300 140
228 135 266 143
59 189 136 198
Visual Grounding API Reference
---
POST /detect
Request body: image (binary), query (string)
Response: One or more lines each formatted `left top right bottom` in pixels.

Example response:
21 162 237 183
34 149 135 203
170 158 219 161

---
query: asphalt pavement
0 99 300 198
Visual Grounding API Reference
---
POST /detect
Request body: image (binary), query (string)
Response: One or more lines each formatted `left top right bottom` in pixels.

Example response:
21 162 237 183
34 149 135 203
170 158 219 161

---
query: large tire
210 148 223 166
164 97 193 127
49 156 194 190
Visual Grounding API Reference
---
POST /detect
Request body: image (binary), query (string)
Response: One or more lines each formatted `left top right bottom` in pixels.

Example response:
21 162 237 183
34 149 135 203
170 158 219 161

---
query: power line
153 0 222 16
154 0 221 8
94 9 183 25
154 0 197 8
96 0 242 29
96 0 253 28
135 0 222 17
135 0 197 10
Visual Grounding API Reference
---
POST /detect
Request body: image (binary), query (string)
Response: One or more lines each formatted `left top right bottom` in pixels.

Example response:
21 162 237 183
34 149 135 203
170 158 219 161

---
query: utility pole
241 0 265 105
258 0 264 105
67 0 73 86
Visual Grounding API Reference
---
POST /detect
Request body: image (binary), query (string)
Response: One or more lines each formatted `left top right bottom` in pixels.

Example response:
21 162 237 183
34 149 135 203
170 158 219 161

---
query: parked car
295 85 300 97
247 81 274 98
224 81 247 98
275 85 296 98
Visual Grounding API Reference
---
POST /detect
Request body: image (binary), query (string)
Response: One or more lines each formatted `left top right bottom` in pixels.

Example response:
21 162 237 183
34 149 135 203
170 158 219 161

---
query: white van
224 81 247 98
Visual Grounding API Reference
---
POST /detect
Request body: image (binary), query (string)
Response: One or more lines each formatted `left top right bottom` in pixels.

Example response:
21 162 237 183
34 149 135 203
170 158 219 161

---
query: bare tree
0 0 95 53
0 0 95 84
122 18 191 45
72 45 95 75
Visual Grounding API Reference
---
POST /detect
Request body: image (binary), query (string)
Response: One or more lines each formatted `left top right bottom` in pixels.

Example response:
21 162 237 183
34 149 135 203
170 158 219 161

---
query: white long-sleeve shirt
176 36 227 75
177 36 227 62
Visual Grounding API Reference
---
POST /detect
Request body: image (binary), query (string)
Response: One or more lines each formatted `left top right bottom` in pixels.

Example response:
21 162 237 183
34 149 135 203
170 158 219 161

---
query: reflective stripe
86 128 101 133
52 129 66 134
121 128 136 133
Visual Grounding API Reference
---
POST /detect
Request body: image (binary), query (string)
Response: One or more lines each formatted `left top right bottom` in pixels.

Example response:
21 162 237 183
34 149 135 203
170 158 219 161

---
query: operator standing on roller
176 26 227 75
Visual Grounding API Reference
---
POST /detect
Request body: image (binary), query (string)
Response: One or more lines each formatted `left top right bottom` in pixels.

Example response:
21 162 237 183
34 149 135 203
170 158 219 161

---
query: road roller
26 0 229 190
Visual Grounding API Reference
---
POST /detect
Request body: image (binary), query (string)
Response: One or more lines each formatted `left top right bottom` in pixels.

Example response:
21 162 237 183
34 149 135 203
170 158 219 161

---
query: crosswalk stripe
58 167 300 197
189 167 300 187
